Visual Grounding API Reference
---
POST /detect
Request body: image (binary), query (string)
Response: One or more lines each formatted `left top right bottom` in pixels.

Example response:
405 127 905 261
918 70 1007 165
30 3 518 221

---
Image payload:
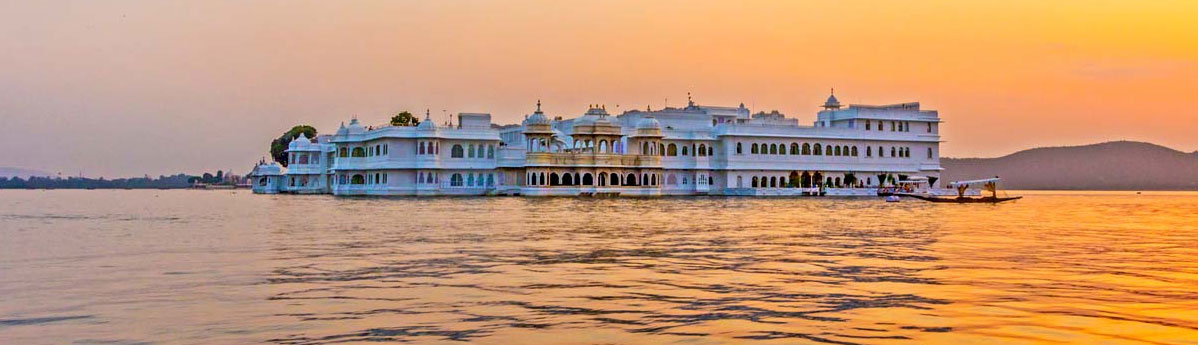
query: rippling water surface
1 190 1197 344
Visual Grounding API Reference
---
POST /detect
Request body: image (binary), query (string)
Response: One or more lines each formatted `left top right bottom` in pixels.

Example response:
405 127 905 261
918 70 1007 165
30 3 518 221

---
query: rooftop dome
823 89 841 109
288 133 311 150
345 118 366 135
636 116 661 129
523 100 551 126
417 110 436 130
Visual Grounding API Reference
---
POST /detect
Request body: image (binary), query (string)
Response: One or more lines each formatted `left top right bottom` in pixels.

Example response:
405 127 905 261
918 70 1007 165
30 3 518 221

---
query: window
814 144 822 155
851 146 858 156
668 143 678 156
802 143 811 155
340 147 348 157
708 176 713 185
682 146 689 156
736 142 742 155
451 173 463 186
790 143 799 155
487 174 494 186
451 144 464 158
769 144 777 155
351 147 365 157
927 123 933 133
751 143 758 154
419 142 426 155
467 174 475 186
835 146 841 156
468 144 475 158
891 147 897 157
698 144 707 156
487 145 495 159
351 174 365 184
866 120 871 130
752 176 758 188
383 144 388 155
927 147 933 159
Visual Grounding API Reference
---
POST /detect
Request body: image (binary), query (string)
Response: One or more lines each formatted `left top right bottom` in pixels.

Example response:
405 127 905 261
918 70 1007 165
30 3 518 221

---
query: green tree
390 111 420 127
270 125 318 167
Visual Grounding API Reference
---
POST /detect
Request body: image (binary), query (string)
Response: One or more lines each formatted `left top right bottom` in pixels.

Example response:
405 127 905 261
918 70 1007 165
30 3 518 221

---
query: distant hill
942 141 1198 190
0 167 51 179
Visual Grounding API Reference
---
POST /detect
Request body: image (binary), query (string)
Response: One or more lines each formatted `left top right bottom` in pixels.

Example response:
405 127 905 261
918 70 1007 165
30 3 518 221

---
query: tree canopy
390 111 420 127
270 125 318 167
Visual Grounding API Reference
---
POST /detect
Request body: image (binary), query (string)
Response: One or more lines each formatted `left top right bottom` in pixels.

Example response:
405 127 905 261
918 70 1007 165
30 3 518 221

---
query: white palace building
250 92 944 197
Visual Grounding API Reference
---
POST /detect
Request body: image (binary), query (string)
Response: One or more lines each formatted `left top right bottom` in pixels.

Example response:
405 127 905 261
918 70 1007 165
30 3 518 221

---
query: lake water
1 190 1196 344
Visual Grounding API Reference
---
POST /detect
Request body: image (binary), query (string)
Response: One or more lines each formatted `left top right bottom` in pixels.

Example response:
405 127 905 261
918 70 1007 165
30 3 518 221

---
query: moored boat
897 177 1022 203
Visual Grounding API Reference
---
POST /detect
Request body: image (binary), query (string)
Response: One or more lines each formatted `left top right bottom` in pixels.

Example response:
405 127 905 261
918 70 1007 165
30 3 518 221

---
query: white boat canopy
949 177 1000 188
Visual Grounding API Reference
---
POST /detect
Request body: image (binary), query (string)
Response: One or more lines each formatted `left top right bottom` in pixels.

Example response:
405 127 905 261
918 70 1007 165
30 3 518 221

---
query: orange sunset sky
1 0 1196 177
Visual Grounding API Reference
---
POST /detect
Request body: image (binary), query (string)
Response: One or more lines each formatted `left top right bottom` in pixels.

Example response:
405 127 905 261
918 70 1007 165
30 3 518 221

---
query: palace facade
251 93 943 196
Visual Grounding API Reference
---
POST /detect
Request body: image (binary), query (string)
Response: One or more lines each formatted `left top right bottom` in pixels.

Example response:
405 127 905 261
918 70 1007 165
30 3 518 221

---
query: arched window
550 173 560 186
487 174 495 186
770 144 778 155
451 145 464 158
698 144 707 156
626 173 637 186
681 146 689 156
835 177 842 187
826 145 833 156
467 174 475 186
835 146 841 156
852 146 859 156
469 144 477 158
488 145 495 159
583 173 594 186
708 146 714 156
339 147 348 157
736 142 743 154
752 176 759 188
814 144 822 156
418 142 426 155
598 173 607 186
642 174 649 186
770 176 777 188
599 140 608 153
668 144 678 156
865 120 871 130
610 173 620 186
659 143 666 156
866 146 873 157
351 147 366 157
927 147 933 159
642 142 649 155
790 143 799 155
539 172 545 186
451 173 463 186
351 174 365 184
891 147 897 157
879 146 885 157
737 175 743 188
651 174 657 186
563 173 573 185
751 143 758 154
802 143 811 155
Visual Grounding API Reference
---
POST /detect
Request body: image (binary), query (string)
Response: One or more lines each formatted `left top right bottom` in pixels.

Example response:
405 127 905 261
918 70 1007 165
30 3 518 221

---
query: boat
896 177 1022 203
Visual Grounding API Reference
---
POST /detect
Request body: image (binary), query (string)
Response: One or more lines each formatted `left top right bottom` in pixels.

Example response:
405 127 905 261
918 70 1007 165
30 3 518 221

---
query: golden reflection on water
0 190 1196 344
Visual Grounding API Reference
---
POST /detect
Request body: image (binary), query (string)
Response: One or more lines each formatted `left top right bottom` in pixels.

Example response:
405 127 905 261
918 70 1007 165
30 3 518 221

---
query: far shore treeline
0 171 235 189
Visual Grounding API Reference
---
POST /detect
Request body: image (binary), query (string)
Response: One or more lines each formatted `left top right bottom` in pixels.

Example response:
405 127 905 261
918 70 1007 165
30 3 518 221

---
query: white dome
524 112 550 125
417 118 436 130
636 117 661 129
824 94 841 108
345 118 366 135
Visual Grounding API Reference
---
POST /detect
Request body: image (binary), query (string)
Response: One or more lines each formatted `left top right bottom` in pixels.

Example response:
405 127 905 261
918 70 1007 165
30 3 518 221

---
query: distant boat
897 177 1022 203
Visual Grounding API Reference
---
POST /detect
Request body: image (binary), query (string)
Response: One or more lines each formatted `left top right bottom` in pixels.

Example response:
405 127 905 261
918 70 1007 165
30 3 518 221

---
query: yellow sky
0 0 1196 176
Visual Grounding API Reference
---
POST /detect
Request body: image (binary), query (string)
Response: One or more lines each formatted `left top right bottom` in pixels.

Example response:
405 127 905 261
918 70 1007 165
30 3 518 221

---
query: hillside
941 141 1198 190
